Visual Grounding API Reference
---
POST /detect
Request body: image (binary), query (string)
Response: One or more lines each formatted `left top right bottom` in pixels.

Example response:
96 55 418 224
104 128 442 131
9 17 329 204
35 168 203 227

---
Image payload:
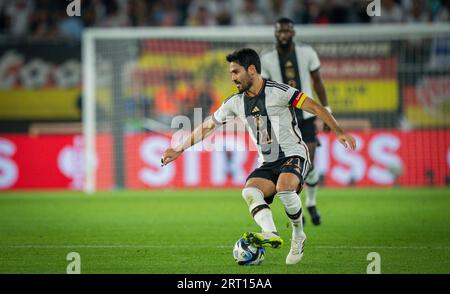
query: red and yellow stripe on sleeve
292 92 307 109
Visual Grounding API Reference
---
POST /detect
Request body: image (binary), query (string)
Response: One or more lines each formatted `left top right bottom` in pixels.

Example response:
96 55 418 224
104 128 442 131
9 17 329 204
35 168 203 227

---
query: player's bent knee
245 178 276 197
277 173 301 193
276 180 299 193
277 185 297 193
242 187 271 217
242 187 264 206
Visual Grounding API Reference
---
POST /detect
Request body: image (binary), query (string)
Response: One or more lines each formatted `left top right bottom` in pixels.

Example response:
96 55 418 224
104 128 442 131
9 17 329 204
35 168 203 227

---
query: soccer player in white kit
261 17 330 226
162 48 356 265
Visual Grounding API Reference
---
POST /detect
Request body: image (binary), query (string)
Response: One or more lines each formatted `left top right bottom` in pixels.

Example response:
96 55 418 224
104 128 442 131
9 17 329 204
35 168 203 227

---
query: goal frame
82 24 450 193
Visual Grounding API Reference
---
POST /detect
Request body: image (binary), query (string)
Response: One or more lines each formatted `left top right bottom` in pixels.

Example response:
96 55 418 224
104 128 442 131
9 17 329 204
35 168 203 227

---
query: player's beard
236 75 252 94
278 39 292 52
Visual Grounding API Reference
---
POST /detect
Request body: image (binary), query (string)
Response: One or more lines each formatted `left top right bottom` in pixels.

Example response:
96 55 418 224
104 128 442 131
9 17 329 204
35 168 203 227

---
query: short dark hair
276 17 294 26
226 48 261 74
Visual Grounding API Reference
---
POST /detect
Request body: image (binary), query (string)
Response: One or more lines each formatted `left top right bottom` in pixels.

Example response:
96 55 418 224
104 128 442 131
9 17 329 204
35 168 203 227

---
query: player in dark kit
261 17 330 226
162 48 356 264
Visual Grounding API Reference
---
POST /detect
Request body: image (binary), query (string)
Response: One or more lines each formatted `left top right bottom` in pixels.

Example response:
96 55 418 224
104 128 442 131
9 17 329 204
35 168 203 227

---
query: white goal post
82 24 450 193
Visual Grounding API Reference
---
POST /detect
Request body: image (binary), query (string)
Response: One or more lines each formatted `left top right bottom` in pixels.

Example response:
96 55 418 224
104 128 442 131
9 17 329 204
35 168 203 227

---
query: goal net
83 25 450 193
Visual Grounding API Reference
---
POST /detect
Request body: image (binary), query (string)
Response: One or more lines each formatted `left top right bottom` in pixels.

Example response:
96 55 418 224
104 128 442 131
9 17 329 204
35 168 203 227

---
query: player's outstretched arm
161 117 217 166
300 97 357 150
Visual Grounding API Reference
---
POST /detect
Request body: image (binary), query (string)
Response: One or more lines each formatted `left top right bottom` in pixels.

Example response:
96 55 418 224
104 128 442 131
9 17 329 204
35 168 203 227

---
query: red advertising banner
315 131 449 186
125 132 259 189
0 135 113 190
0 130 448 190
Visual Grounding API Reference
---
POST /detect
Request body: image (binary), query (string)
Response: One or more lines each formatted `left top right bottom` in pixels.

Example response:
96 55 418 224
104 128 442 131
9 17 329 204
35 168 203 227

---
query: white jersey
212 79 310 165
261 44 320 120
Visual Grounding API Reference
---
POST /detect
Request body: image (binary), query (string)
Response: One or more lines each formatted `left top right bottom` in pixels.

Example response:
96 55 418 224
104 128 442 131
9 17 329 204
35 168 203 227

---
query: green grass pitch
0 188 449 274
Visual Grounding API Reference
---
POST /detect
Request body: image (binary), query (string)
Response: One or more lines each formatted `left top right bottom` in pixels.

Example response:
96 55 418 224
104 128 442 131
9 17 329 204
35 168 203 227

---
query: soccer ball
233 238 265 266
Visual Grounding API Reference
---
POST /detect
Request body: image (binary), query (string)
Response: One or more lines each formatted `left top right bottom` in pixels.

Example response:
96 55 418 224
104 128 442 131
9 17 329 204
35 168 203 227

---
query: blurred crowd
0 0 449 41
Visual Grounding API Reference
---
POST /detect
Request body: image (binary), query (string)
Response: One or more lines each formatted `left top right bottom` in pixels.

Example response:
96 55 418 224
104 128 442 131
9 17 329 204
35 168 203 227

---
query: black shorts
299 117 320 145
246 156 310 203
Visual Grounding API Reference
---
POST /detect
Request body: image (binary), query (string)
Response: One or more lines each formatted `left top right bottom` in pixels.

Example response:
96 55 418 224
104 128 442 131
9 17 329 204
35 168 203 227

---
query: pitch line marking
3 245 450 250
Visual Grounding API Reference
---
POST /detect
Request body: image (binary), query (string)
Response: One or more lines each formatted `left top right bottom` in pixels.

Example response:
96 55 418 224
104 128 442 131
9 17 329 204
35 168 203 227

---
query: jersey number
254 115 272 146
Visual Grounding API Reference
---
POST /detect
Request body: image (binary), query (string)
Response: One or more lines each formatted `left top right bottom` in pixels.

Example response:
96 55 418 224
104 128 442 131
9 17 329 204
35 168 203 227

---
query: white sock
253 209 277 233
277 190 304 239
305 167 319 208
305 185 317 207
242 187 277 232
